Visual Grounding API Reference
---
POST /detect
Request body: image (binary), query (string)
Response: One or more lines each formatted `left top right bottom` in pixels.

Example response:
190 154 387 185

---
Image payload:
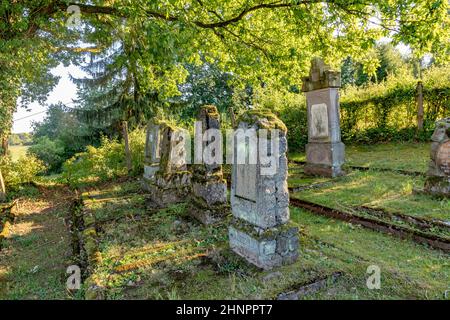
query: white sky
12 64 85 133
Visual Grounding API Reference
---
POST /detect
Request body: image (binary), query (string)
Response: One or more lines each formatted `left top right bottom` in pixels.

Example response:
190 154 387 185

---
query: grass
289 142 430 173
0 185 74 299
290 170 450 222
79 180 449 300
9 145 30 162
0 141 448 300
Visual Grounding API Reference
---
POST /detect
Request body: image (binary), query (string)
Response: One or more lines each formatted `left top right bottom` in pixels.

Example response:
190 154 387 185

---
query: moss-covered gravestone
142 121 191 208
229 110 299 270
424 118 450 197
302 58 345 177
190 105 228 224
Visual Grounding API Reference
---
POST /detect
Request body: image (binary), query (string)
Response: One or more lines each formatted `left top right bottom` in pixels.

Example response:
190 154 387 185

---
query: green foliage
31 103 96 170
8 133 33 146
62 128 146 187
0 155 45 188
28 137 66 173
256 65 448 151
171 62 234 119
340 66 449 144
341 42 412 86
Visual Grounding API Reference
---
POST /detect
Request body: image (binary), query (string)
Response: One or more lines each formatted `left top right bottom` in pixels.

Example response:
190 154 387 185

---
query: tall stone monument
424 118 450 197
190 105 228 224
142 121 191 208
302 58 345 177
229 110 299 270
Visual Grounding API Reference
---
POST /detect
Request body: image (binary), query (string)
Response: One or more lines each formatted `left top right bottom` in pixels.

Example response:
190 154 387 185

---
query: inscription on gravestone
229 110 299 270
235 138 257 202
311 103 329 138
144 122 161 181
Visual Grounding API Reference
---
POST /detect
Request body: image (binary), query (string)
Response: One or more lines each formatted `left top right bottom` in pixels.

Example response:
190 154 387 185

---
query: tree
31 103 94 171
1 0 449 163
173 61 234 120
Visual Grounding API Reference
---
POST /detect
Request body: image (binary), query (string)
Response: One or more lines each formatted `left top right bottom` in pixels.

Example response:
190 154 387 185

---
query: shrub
251 86 308 151
0 155 45 188
62 128 146 186
28 136 66 173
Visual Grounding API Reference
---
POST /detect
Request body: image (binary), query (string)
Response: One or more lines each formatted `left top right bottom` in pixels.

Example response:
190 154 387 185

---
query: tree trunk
122 121 132 173
0 169 5 202
0 136 7 202
229 106 236 128
1 136 8 156
416 81 424 132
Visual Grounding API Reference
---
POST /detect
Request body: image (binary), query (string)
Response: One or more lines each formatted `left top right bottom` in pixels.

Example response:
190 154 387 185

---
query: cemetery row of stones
141 59 449 270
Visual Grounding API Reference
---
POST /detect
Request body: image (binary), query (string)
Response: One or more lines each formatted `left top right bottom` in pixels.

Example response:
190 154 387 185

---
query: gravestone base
424 176 450 197
143 164 159 181
189 181 229 225
304 142 345 178
142 172 191 208
229 219 299 270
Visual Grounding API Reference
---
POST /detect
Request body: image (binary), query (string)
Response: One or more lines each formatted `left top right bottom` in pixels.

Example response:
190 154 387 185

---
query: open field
9 146 30 162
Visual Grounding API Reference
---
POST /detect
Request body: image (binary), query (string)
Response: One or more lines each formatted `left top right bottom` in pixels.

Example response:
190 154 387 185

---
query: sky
12 64 86 133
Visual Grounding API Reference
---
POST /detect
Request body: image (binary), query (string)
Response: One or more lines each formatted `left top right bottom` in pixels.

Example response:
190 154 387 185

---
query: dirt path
0 185 75 299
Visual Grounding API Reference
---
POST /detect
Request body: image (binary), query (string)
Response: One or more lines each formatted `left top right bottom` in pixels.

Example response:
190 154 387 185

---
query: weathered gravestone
424 118 450 197
302 58 345 177
142 121 191 208
190 105 228 224
143 121 161 182
229 110 299 270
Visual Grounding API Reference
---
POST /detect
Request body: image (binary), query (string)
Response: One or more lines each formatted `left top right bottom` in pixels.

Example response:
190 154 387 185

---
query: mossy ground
0 184 77 299
77 180 448 300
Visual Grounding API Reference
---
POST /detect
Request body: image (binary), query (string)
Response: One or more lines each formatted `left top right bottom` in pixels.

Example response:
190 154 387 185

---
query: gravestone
142 121 191 208
302 58 345 177
190 105 228 224
229 110 299 270
143 121 161 182
424 118 450 197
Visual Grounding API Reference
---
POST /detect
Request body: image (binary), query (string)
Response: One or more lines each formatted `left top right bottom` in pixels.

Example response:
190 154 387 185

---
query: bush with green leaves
62 128 145 187
28 136 66 173
0 155 45 188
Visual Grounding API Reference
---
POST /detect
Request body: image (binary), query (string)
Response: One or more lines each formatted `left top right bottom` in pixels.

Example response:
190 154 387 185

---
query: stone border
69 195 104 300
